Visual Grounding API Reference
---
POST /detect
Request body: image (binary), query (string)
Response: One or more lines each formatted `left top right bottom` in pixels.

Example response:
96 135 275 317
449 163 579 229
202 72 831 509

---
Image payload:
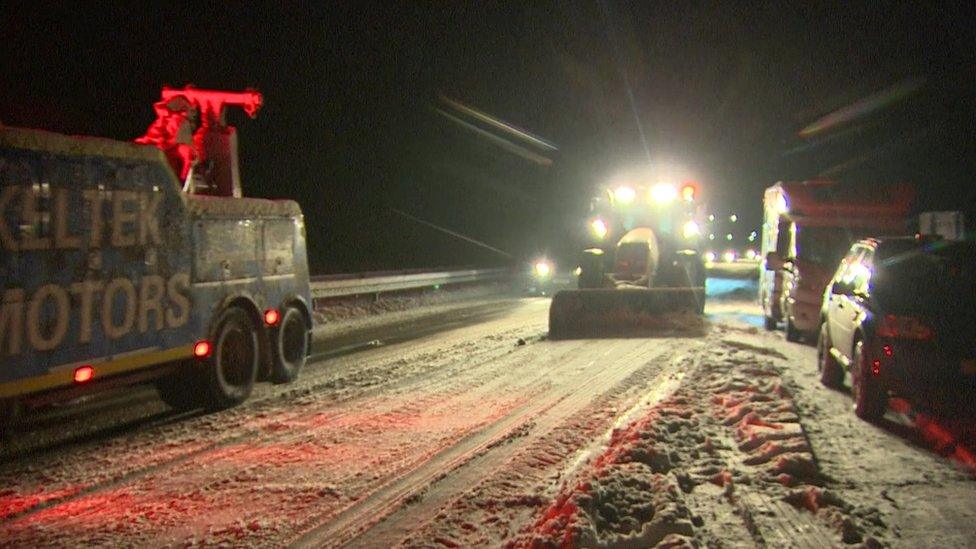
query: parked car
817 236 976 419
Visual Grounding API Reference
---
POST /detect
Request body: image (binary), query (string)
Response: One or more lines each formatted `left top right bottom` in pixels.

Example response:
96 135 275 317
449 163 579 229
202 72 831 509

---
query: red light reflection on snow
0 486 85 520
889 398 976 474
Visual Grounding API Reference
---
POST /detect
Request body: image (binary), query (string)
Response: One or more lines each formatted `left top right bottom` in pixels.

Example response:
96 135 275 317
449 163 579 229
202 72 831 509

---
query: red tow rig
136 86 263 197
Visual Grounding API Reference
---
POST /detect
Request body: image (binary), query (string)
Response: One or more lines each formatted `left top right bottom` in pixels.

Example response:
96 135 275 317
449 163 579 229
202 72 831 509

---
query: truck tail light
264 308 280 326
876 314 932 340
193 340 212 358
74 365 95 384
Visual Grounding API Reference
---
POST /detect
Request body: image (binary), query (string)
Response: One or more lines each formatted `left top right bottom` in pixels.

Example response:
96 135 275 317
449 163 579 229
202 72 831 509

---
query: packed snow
3 278 976 547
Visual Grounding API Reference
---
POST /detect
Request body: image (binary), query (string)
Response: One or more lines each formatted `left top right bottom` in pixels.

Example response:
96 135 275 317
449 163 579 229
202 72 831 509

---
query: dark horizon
3 2 973 273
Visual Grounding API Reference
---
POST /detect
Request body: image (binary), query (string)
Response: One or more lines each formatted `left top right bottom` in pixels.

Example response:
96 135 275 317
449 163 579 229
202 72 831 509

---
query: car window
872 242 976 313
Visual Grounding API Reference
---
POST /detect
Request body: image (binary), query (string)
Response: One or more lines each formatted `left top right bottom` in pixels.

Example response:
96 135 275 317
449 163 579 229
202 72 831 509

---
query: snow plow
549 181 707 339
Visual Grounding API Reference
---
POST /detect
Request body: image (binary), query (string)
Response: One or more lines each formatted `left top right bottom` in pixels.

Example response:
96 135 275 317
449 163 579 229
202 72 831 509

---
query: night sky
3 2 974 273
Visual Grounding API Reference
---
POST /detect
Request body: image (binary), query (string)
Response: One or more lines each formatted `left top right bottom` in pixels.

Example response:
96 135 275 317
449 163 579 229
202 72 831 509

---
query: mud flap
548 287 707 340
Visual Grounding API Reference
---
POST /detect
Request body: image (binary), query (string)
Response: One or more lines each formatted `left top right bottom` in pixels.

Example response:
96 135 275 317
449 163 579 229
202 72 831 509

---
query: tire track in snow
0 305 548 527
292 339 686 547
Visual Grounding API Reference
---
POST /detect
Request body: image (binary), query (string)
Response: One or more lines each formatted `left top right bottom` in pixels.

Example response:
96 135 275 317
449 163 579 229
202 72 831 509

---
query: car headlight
650 184 677 205
722 250 737 263
682 220 701 239
744 248 758 260
589 218 608 240
534 260 552 278
704 251 717 263
613 186 636 204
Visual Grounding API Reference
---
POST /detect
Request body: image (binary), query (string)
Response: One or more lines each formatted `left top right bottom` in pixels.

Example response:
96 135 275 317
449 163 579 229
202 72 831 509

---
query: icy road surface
2 279 976 547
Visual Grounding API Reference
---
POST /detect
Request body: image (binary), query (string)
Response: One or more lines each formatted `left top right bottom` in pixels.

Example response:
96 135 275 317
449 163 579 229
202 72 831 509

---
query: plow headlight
590 218 609 240
650 184 677 205
614 186 636 204
723 250 737 263
704 251 717 263
681 221 701 239
533 260 553 278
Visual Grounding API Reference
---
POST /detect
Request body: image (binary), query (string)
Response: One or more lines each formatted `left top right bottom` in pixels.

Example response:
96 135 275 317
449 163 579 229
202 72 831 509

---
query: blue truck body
0 126 311 407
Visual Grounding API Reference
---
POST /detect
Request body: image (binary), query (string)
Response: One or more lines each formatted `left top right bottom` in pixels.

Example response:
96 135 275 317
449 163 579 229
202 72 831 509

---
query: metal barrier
309 268 511 299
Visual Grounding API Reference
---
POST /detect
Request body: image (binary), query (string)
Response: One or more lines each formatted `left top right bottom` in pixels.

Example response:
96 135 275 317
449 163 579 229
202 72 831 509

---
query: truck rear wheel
202 307 259 410
270 306 309 384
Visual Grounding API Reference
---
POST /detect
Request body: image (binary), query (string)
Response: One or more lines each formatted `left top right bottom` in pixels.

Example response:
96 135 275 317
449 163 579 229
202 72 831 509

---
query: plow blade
548 287 706 340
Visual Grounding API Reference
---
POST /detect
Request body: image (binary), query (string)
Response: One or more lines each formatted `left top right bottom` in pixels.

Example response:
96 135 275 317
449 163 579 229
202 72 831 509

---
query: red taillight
193 340 212 358
264 308 280 326
882 344 893 357
74 365 95 384
876 314 932 340
871 359 881 375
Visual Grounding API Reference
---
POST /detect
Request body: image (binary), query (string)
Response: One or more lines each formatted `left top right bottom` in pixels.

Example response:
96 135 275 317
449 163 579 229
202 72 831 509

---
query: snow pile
514 338 886 547
511 395 698 548
314 284 511 325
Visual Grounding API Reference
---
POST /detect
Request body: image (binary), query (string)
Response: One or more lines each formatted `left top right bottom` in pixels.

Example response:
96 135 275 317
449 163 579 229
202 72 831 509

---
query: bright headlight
614 186 636 204
590 218 608 240
650 184 677 205
745 248 758 260
722 250 737 263
704 251 717 263
681 220 701 239
534 260 552 278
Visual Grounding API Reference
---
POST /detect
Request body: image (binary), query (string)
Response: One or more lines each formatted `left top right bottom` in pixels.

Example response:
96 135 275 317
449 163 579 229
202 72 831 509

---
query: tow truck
1 87 312 428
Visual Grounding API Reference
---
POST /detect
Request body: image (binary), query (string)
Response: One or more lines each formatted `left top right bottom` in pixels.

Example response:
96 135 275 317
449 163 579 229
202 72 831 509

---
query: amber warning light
73 366 95 384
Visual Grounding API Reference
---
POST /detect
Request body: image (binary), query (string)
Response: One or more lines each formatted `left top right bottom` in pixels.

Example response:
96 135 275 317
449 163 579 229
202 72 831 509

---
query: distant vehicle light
681 220 701 239
264 308 280 326
73 365 95 384
708 233 715 240
650 184 677 205
681 183 697 202
614 186 636 204
533 260 552 278
590 218 609 240
704 251 717 263
573 266 582 276
726 233 733 241
730 214 738 222
744 249 758 260
748 231 757 242
708 214 715 222
722 250 737 263
194 340 212 358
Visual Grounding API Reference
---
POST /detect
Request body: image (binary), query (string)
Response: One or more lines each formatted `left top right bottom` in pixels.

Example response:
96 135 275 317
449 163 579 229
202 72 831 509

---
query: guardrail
309 268 512 299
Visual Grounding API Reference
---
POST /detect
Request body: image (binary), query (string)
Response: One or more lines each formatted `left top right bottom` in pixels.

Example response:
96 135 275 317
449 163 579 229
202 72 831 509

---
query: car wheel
270 306 309 384
201 307 259 410
817 323 843 388
851 340 885 420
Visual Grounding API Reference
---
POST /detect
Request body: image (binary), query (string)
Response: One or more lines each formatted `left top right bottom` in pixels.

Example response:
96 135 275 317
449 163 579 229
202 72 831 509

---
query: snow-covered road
2 280 975 547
